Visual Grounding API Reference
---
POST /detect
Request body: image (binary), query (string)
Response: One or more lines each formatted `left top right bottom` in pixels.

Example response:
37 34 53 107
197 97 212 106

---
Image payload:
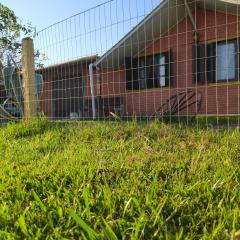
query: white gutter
89 63 96 120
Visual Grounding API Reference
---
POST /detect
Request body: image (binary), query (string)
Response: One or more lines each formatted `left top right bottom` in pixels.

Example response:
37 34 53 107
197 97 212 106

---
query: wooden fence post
22 37 37 119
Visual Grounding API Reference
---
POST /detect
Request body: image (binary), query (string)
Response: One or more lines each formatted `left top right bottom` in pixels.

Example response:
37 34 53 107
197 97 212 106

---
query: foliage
0 59 43 121
0 3 33 64
0 119 239 239
0 3 43 121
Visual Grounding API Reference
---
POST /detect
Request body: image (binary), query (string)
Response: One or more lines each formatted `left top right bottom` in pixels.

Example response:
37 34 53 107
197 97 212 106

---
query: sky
1 0 161 65
1 0 110 31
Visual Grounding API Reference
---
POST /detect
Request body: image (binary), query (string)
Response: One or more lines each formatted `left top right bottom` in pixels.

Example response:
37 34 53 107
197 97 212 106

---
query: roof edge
37 55 98 71
93 0 169 67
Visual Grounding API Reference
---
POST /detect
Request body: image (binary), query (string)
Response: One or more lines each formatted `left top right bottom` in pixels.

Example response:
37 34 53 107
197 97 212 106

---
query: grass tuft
0 118 239 239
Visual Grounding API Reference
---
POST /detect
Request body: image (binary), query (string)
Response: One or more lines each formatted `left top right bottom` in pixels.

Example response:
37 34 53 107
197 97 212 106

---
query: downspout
89 63 96 120
96 66 102 118
96 67 101 96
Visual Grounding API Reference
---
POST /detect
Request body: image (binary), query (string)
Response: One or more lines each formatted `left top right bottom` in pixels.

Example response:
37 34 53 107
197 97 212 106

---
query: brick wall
100 8 240 116
40 61 93 118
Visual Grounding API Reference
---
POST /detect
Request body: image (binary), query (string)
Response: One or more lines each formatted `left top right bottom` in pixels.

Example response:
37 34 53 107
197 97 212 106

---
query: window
193 39 238 84
125 50 172 90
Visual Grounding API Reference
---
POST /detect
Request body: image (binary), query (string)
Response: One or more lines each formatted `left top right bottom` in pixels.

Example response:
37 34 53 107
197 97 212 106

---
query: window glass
160 66 165 76
216 42 236 81
138 58 147 89
160 76 165 87
154 54 166 87
139 62 146 79
159 55 165 65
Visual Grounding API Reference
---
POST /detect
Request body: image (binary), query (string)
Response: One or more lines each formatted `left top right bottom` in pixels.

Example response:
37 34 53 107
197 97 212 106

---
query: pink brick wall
99 8 240 116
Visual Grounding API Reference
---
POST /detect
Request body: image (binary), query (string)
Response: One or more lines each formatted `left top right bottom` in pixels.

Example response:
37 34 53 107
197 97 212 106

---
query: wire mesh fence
1 0 240 128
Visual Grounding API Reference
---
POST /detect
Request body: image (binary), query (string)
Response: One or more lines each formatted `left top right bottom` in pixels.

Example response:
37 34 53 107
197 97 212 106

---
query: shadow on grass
1 115 239 138
117 115 240 130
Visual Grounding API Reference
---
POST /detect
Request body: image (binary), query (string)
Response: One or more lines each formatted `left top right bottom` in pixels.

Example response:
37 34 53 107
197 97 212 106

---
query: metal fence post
22 37 37 119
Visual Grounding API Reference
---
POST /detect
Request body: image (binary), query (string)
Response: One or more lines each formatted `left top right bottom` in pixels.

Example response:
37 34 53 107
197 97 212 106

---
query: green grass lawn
0 118 239 239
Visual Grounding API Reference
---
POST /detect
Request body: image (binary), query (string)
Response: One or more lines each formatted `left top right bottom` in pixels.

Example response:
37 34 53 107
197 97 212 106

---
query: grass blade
17 215 29 237
153 197 167 226
83 186 90 220
101 217 118 240
32 190 47 212
69 209 99 240
132 213 145 240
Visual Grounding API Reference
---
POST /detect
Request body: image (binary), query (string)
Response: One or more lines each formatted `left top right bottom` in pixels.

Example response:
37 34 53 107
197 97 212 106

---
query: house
87 0 240 119
39 54 124 119
38 55 97 119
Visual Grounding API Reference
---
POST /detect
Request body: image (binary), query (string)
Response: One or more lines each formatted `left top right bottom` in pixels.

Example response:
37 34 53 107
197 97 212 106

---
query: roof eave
93 0 169 67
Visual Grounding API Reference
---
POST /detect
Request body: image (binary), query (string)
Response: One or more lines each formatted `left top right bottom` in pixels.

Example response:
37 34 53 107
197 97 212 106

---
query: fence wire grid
1 0 240 128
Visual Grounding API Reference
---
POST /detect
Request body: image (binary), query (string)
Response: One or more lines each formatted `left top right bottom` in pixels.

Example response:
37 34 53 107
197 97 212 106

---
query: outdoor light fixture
193 31 200 43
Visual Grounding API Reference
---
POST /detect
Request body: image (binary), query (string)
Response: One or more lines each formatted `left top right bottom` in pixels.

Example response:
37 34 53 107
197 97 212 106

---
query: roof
94 0 240 69
38 55 98 70
36 55 98 80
